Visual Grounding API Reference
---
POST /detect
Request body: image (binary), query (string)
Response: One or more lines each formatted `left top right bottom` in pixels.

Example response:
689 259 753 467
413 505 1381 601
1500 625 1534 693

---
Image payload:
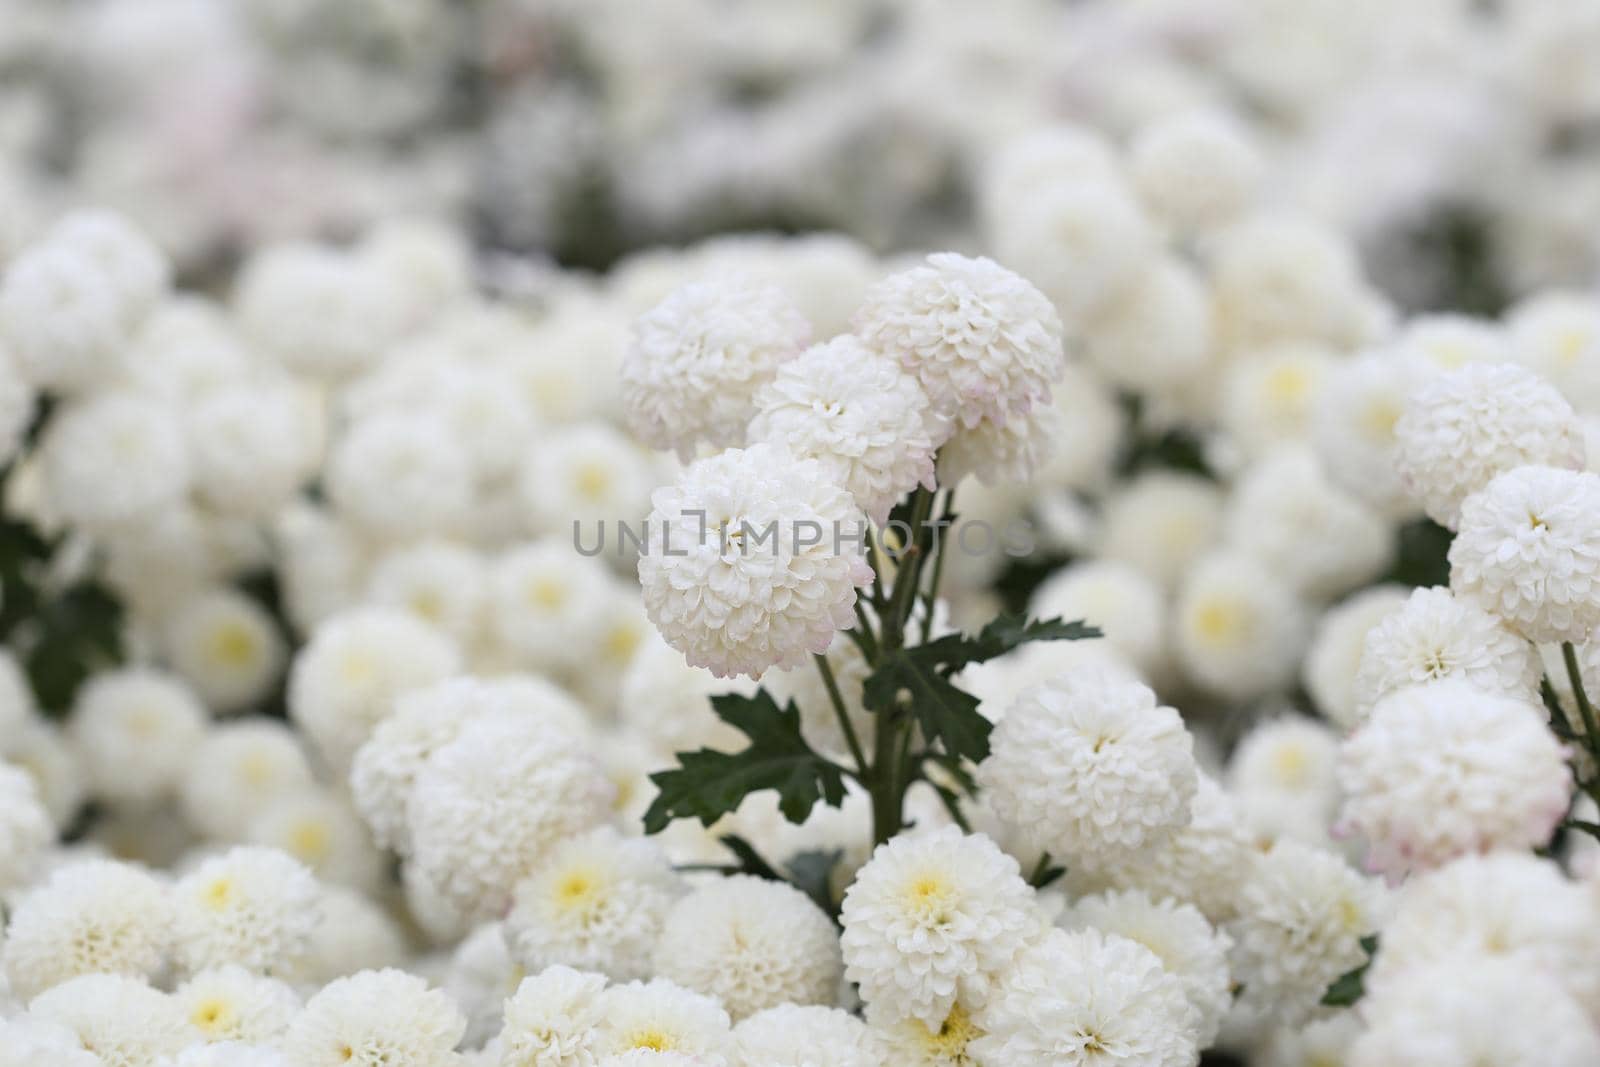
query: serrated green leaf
863 648 992 764
785 848 844 918
915 613 1101 676
1321 935 1379 1007
642 689 848 834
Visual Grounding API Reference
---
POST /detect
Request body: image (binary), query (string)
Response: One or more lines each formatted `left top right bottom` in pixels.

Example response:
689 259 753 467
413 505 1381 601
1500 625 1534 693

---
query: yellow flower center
575 463 612 501
1271 744 1310 787
1264 365 1310 407
1194 600 1244 644
915 1003 983 1061
202 876 236 912
903 874 958 925
527 578 567 611
289 820 332 863
190 997 235 1034
629 1030 675 1052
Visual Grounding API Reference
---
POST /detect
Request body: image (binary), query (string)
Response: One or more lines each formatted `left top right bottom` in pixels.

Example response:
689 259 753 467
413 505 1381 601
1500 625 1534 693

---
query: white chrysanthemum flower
597 1052 700 1067
284 969 467 1067
1304 584 1410 730
1219 344 1334 461
1227 715 1341 821
0 1017 104 1067
839 825 1039 1028
621 278 810 459
0 243 131 391
51 209 170 321
487 542 615 675
747 335 939 526
42 391 190 530
408 713 613 920
732 1005 876 1067
594 979 733 1061
637 443 871 679
444 923 524 1050
175 965 299 1046
1448 465 1600 642
1313 349 1434 518
507 827 681 983
762 632 872 762
978 669 1196 863
1030 561 1166 678
1062 889 1232 1049
1353 955 1600 1067
0 760 50 893
1130 110 1263 233
28 974 195 1065
977 126 1121 228
1034 362 1125 495
366 540 488 644
1255 1015 1361 1067
164 589 286 715
288 608 461 774
1353 586 1542 721
71 669 207 807
853 253 1063 430
248 790 385 895
1396 363 1586 529
936 396 1062 488
1339 680 1570 878
1224 448 1392 599
1095 471 1224 589
1082 258 1212 396
171 846 321 977
1224 841 1383 1025
168 1042 297 1067
500 965 609 1067
3 715 85 831
653 874 841 1021
187 380 320 518
180 721 315 842
521 423 657 538
615 632 748 757
1393 313 1509 372
972 927 1199 1067
1070 774 1251 924
2 859 172 1000
233 242 404 380
293 885 407 986
866 1000 986 1067
1508 291 1600 411
327 411 476 542
1173 552 1308 703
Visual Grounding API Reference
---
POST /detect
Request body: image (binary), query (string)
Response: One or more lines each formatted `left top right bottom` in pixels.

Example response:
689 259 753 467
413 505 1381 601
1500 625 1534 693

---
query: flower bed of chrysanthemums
1 2 1600 1066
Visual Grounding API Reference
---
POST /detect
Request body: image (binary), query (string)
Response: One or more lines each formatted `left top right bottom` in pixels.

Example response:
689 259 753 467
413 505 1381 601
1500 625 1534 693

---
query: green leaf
915 613 1101 676
718 834 783 881
862 648 993 764
1321 935 1379 1007
785 848 844 919
642 689 848 834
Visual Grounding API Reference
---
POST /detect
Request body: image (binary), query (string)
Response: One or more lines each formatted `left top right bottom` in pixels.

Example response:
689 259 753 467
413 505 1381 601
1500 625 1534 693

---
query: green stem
885 488 935 645
815 653 868 777
919 487 955 644
852 601 879 663
1564 641 1599 757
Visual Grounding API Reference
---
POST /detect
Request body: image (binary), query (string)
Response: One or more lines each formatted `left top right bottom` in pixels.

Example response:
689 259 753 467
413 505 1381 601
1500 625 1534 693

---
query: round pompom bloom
50 209 171 320
594 978 733 1061
1081 258 1213 396
520 422 658 538
1031 561 1166 678
284 969 467 1067
936 397 1062 488
327 411 476 542
852 253 1063 430
164 589 287 715
1392 312 1510 372
1095 471 1224 589
407 712 614 920
867 1000 985 1067
636 443 872 679
621 278 810 459
500 965 608 1067
0 243 131 391
444 923 524 1049
598 1053 700 1067
1338 680 1571 879
366 540 489 644
1352 955 1600 1067
0 760 50 893
652 874 841 1021
1172 551 1307 703
1223 448 1392 599
247 790 385 895
186 379 320 518
1130 109 1263 233
747 335 940 526
292 885 407 986
1224 841 1383 1025
174 965 299 1046
507 826 681 983
168 1042 297 1067
1367 852 1600 1012
971 927 1199 1067
1256 1016 1361 1067
615 631 749 757
2 858 173 999
732 1004 876 1067
977 125 1121 226
1313 349 1434 518
4 716 85 831
0 1017 105 1067
1061 889 1232 1050
180 721 316 842
1396 363 1587 529
28 974 196 1065
1227 715 1341 820
41 391 191 530
288 608 461 774
1219 344 1335 461
977 669 1197 863
233 242 404 380
1508 290 1600 410
839 825 1040 1028
1448 465 1600 642
1304 584 1410 730
70 668 207 806
487 541 615 674
171 846 321 977
1353 586 1542 721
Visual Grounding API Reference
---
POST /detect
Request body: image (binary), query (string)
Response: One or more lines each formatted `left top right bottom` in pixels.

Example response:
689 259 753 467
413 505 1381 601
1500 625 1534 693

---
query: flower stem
815 653 868 778
920 487 955 644
1564 641 1599 757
